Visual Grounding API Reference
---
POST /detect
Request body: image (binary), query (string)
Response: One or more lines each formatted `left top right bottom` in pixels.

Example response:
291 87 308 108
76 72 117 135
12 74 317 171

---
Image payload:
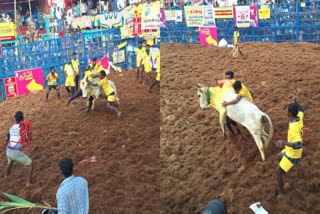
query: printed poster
175 10 183 22
160 9 167 28
4 77 18 99
141 1 161 30
0 22 16 41
214 7 233 19
191 0 203 5
112 50 126 64
204 5 216 27
96 10 124 29
184 6 205 27
259 5 270 19
71 16 92 29
15 68 44 96
234 6 250 28
121 5 135 38
164 10 175 21
250 5 259 27
199 27 218 46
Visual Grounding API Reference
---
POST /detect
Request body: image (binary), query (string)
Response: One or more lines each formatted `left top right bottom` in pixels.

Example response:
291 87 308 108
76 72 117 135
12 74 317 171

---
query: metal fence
161 2 320 44
0 28 148 100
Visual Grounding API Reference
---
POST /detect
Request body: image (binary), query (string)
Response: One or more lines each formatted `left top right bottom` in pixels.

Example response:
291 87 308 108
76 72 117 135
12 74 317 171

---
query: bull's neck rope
206 87 211 104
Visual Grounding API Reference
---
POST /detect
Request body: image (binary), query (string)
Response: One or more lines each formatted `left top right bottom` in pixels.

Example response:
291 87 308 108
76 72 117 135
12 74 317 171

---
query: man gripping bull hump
88 70 121 118
217 71 253 135
67 58 100 108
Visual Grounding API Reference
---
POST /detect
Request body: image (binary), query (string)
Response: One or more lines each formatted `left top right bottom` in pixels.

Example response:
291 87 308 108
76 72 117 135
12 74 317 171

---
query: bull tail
262 113 273 148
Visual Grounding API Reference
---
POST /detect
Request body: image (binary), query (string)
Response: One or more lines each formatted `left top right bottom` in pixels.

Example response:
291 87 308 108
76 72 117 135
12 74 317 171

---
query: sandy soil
0 71 160 213
160 43 320 214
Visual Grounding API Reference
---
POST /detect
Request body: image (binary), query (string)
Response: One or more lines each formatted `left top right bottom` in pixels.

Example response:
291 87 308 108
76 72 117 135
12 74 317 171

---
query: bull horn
196 83 203 89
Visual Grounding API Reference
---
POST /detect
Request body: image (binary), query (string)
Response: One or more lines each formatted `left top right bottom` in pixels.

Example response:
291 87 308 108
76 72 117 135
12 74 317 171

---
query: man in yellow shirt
46 66 60 101
135 41 145 80
148 51 160 93
232 25 243 57
223 80 253 106
71 52 80 91
88 70 121 118
64 59 76 96
142 44 153 86
276 98 304 197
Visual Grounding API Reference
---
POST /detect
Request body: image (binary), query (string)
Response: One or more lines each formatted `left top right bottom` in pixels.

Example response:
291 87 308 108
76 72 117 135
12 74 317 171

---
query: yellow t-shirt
46 73 59 86
71 59 80 75
64 64 75 78
155 51 160 72
285 111 304 159
234 31 240 45
135 48 145 65
98 77 114 96
143 51 152 66
238 84 253 101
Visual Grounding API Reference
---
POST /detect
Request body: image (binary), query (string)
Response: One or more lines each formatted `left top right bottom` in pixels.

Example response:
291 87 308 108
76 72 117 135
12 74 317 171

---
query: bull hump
88 77 99 84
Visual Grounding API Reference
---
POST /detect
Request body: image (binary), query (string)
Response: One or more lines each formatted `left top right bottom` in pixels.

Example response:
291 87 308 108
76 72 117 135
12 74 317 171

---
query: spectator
42 158 89 214
56 7 62 31
80 1 88 16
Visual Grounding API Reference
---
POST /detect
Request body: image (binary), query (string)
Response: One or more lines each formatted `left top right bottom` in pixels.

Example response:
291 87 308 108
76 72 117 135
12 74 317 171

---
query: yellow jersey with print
143 51 153 66
71 59 80 75
285 111 304 159
234 31 240 45
135 48 145 65
46 73 59 86
98 77 114 96
64 64 75 78
238 84 253 101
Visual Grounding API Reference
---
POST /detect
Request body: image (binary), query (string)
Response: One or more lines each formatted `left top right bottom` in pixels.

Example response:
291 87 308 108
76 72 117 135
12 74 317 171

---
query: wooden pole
14 0 17 24
28 0 32 20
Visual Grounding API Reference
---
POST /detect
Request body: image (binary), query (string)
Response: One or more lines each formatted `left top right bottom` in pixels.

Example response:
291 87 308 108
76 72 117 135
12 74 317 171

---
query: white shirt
56 10 62 20
80 3 87 14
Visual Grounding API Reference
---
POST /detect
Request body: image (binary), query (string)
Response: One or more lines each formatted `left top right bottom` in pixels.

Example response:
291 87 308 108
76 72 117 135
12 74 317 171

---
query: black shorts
48 85 58 90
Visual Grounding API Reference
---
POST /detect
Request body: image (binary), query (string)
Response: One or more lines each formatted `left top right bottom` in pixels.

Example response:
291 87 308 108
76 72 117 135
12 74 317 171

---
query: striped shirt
56 176 89 214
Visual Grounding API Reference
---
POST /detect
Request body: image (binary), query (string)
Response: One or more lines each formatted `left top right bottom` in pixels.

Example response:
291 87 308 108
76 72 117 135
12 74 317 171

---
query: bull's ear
196 83 203 89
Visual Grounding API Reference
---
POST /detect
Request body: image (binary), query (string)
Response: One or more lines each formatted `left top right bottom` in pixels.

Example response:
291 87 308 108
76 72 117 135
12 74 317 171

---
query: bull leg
219 111 227 139
226 116 236 136
87 96 94 112
92 98 96 110
249 129 265 161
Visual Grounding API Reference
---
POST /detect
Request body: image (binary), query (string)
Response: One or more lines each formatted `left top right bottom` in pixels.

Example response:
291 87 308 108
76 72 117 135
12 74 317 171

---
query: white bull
80 78 120 111
197 81 273 161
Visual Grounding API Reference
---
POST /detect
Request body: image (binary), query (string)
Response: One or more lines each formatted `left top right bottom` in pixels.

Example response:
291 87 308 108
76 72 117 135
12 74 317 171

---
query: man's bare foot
117 112 121 118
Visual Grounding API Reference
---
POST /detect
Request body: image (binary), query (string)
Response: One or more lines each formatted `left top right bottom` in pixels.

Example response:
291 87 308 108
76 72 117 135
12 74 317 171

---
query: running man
5 111 33 187
142 44 154 86
46 66 60 101
88 70 121 118
64 59 76 96
232 25 243 57
71 52 80 91
135 41 145 80
149 50 160 93
276 98 304 197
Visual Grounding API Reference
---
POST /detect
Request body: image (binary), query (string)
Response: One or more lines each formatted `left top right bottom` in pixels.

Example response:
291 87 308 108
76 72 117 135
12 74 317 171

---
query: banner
4 77 18 99
259 5 270 19
234 6 250 28
214 7 233 19
141 1 161 30
175 10 183 22
71 16 92 29
160 9 167 28
118 41 127 49
250 5 259 27
204 5 216 27
0 23 16 41
121 5 135 38
164 10 175 21
199 27 218 46
96 10 124 29
15 68 44 96
112 50 126 64
185 6 205 27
